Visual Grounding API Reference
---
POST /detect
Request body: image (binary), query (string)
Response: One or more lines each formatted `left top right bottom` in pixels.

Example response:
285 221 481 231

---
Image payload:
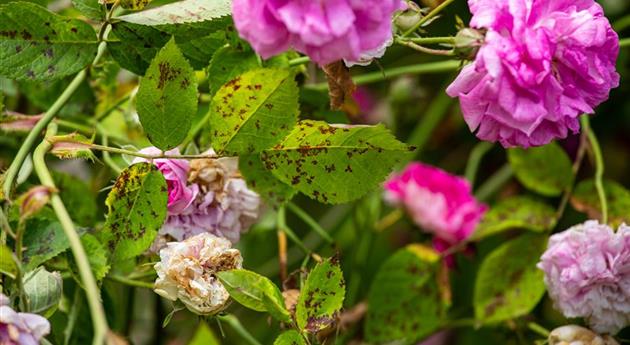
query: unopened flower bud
453 28 485 60
154 233 243 315
0 112 43 133
17 185 56 220
47 133 95 161
548 325 619 345
395 2 423 32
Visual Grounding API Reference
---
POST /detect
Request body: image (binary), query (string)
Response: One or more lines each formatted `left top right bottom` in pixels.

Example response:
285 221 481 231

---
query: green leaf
189 322 220 345
472 196 556 240
274 330 306 345
262 121 412 204
216 269 291 323
474 234 547 323
53 172 97 227
0 245 18 279
136 38 198 150
71 0 104 21
239 153 296 206
68 234 110 283
0 2 98 80
208 68 299 156
365 245 445 344
23 267 62 315
207 45 260 96
22 215 69 271
119 0 151 11
507 142 574 197
296 257 346 333
99 163 168 263
571 179 630 228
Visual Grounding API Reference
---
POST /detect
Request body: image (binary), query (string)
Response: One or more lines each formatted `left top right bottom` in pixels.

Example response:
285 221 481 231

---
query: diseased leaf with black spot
472 196 556 241
99 163 168 264
474 234 547 323
0 2 98 81
119 0 151 11
262 121 412 204
136 38 197 150
296 257 345 333
571 179 630 228
208 68 298 156
207 45 260 96
508 142 574 197
365 245 445 344
274 330 306 345
217 269 292 323
22 212 71 271
239 153 296 206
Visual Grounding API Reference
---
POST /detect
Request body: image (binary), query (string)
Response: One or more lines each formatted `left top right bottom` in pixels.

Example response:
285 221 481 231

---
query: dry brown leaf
322 61 356 111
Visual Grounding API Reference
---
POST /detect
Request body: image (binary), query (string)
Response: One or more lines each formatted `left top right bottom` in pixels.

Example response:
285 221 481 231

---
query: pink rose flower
134 147 198 215
384 163 487 254
447 0 619 148
538 221 630 334
0 294 50 345
232 0 406 65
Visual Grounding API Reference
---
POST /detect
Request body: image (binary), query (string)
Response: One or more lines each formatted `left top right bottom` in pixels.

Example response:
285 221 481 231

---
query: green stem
217 314 262 345
581 116 608 224
475 164 514 201
620 37 630 48
86 144 217 160
33 124 109 345
613 15 630 32
0 207 15 238
278 207 310 254
527 322 550 338
400 36 456 45
96 124 123 174
287 203 334 244
402 0 456 37
15 220 27 311
395 38 455 56
305 60 460 91
107 275 154 289
288 56 311 66
64 288 82 345
465 142 494 186
405 89 454 160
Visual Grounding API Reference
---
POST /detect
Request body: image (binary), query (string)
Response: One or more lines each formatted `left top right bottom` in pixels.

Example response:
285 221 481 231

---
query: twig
581 116 608 224
395 38 455 56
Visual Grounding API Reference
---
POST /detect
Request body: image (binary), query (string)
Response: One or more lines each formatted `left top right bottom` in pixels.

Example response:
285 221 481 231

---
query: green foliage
53 172 97 227
22 213 70 271
296 257 346 333
136 38 198 150
572 179 630 228
508 142 574 196
208 68 299 156
262 121 412 204
472 196 557 240
0 245 18 279
239 153 296 206
0 2 98 80
68 234 110 283
22 267 62 315
217 269 292 323
71 0 104 21
474 234 547 323
365 245 445 344
207 45 260 96
189 322 220 345
99 163 168 264
274 330 306 345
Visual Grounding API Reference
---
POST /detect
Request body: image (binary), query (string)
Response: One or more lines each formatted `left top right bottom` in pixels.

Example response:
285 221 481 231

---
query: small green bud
454 28 485 60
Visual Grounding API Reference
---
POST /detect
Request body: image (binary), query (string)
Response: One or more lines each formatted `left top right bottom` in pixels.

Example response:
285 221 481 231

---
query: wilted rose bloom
134 147 198 215
0 294 50 345
447 0 619 148
344 37 393 67
384 163 487 254
548 325 619 345
232 0 406 65
538 221 630 334
154 233 243 315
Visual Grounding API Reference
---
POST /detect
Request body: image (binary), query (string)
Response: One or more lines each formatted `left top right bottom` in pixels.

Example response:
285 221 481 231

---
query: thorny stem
33 123 109 345
581 116 608 224
395 38 455 56
402 0 456 37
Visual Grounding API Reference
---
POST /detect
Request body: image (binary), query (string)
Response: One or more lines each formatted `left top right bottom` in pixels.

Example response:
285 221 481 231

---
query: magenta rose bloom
134 147 198 215
232 0 406 65
0 294 50 345
538 221 630 334
447 0 619 148
384 163 487 254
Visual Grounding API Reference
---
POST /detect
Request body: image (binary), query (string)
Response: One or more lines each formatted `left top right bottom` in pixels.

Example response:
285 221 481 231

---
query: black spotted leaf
472 196 556 240
216 269 292 323
365 244 445 344
22 213 70 271
296 257 345 333
239 153 296 206
274 330 306 345
0 245 18 279
571 179 630 228
136 38 197 150
507 142 574 196
0 2 98 81
99 163 168 263
474 234 547 323
262 121 412 204
207 45 260 96
208 68 299 156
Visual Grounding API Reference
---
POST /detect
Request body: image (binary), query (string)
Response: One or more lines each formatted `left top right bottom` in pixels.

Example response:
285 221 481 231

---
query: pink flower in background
384 163 487 255
538 221 630 334
0 294 50 345
232 0 406 65
134 147 198 215
447 0 619 148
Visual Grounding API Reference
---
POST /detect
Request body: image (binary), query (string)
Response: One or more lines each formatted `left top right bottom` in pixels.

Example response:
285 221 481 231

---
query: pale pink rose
0 294 50 345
